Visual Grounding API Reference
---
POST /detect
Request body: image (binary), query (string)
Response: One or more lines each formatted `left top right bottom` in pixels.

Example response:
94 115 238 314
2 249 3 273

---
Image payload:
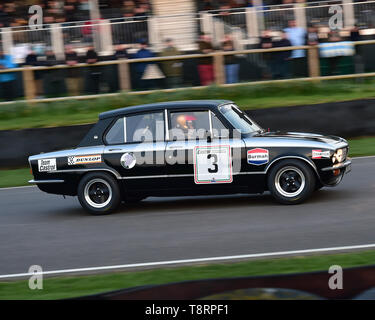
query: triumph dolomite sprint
29 100 352 215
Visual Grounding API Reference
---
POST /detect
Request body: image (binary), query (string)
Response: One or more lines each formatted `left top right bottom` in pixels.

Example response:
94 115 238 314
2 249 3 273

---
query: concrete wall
249 99 375 138
0 124 93 168
1 99 374 168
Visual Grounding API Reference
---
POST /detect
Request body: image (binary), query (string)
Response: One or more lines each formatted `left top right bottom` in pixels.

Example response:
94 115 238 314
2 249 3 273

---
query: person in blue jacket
0 49 16 101
132 39 155 89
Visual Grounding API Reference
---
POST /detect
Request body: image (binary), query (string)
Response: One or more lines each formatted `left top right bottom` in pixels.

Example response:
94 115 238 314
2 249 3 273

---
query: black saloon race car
29 100 351 215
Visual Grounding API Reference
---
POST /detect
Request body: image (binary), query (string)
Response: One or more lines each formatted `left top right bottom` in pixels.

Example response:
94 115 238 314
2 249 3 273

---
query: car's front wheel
78 172 121 215
267 159 316 204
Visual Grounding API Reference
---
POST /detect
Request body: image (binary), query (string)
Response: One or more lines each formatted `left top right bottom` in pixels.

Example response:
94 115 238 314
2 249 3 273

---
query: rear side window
106 118 125 145
126 112 165 143
106 112 165 144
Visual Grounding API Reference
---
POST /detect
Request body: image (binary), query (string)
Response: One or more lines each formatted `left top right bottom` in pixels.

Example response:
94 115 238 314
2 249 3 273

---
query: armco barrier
75 264 375 300
0 124 93 168
1 98 375 168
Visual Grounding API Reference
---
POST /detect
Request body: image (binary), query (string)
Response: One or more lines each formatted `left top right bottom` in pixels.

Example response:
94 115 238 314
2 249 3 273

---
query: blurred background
1 0 375 100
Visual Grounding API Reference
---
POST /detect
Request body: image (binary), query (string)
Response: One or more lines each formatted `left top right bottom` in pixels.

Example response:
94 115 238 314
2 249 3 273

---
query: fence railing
2 0 375 58
1 39 375 104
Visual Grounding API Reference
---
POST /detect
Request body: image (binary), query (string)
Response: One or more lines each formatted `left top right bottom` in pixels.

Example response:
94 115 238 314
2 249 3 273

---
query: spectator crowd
198 0 334 12
0 16 366 101
0 0 151 28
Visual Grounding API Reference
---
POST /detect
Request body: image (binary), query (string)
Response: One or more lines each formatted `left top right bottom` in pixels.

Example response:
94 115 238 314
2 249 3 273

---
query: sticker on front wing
194 145 232 184
247 148 269 165
312 150 330 159
38 158 57 172
68 155 102 165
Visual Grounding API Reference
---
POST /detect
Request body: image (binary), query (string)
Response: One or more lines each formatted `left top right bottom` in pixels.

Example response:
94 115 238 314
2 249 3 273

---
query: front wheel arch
265 156 321 189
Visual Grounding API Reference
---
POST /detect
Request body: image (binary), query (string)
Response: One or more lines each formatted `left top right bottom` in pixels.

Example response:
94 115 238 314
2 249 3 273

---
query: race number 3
194 145 232 184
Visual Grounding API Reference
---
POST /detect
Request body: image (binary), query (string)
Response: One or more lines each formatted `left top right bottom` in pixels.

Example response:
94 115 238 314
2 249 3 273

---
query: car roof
99 100 233 120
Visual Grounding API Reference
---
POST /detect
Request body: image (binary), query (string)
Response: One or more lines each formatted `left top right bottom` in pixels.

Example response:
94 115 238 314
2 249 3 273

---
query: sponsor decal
38 158 57 172
247 148 269 166
68 155 102 165
312 150 331 159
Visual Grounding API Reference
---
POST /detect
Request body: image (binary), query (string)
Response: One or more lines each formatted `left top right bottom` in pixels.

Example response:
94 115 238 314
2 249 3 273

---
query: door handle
108 148 125 152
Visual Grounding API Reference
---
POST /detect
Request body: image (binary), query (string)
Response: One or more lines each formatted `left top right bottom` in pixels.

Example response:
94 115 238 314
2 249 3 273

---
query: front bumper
321 159 352 174
319 158 351 187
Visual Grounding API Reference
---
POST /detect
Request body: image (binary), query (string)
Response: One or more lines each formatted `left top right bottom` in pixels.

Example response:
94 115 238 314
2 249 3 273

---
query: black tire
267 159 316 205
78 172 121 215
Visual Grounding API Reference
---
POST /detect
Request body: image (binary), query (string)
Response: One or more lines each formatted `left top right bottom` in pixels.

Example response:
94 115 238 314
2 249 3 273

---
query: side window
106 118 125 145
211 112 229 138
126 112 165 143
170 111 210 141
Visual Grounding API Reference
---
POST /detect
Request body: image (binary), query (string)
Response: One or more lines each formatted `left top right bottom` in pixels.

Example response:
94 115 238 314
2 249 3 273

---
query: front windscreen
219 104 263 134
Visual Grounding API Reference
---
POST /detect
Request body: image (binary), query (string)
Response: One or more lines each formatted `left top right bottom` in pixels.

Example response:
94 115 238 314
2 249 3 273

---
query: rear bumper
29 179 65 184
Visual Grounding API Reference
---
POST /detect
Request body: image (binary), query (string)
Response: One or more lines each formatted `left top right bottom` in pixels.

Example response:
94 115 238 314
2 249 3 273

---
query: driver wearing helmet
174 114 197 139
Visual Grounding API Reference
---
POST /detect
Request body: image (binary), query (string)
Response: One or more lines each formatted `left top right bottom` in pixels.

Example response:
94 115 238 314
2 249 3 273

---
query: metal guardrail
0 39 375 103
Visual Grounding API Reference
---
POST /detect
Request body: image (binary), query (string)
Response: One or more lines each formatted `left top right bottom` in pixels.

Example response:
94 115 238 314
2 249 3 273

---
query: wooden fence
0 40 374 103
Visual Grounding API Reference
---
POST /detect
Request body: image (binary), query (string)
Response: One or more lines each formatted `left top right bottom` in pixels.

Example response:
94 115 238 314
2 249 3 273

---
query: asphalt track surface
0 157 374 276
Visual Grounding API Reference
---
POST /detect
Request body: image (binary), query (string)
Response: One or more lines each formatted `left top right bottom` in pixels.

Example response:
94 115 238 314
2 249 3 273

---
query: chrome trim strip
209 111 213 135
165 109 170 141
29 179 65 184
237 171 266 175
28 146 105 162
49 168 122 179
123 117 127 143
121 174 194 180
120 172 266 180
321 159 352 172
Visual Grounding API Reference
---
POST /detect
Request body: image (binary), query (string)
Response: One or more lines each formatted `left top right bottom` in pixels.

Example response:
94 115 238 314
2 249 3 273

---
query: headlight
332 149 344 163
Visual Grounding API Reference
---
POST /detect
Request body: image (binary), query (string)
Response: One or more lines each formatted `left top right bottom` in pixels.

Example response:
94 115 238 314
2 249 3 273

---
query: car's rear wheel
267 159 316 204
78 172 121 215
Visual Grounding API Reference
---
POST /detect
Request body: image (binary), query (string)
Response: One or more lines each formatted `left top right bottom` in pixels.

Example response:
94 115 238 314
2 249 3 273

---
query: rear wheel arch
78 169 120 184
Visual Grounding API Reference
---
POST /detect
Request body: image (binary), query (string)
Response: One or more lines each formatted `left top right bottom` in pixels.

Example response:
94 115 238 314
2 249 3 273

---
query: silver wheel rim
275 166 306 198
84 178 112 209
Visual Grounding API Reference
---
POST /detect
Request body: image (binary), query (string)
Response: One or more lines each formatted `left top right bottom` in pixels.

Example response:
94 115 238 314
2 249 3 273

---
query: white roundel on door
193 145 232 184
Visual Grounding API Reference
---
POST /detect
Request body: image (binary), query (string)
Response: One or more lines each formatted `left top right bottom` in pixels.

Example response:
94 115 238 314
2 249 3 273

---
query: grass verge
2 80 375 130
1 136 373 189
347 136 375 157
0 168 32 188
1 249 375 300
